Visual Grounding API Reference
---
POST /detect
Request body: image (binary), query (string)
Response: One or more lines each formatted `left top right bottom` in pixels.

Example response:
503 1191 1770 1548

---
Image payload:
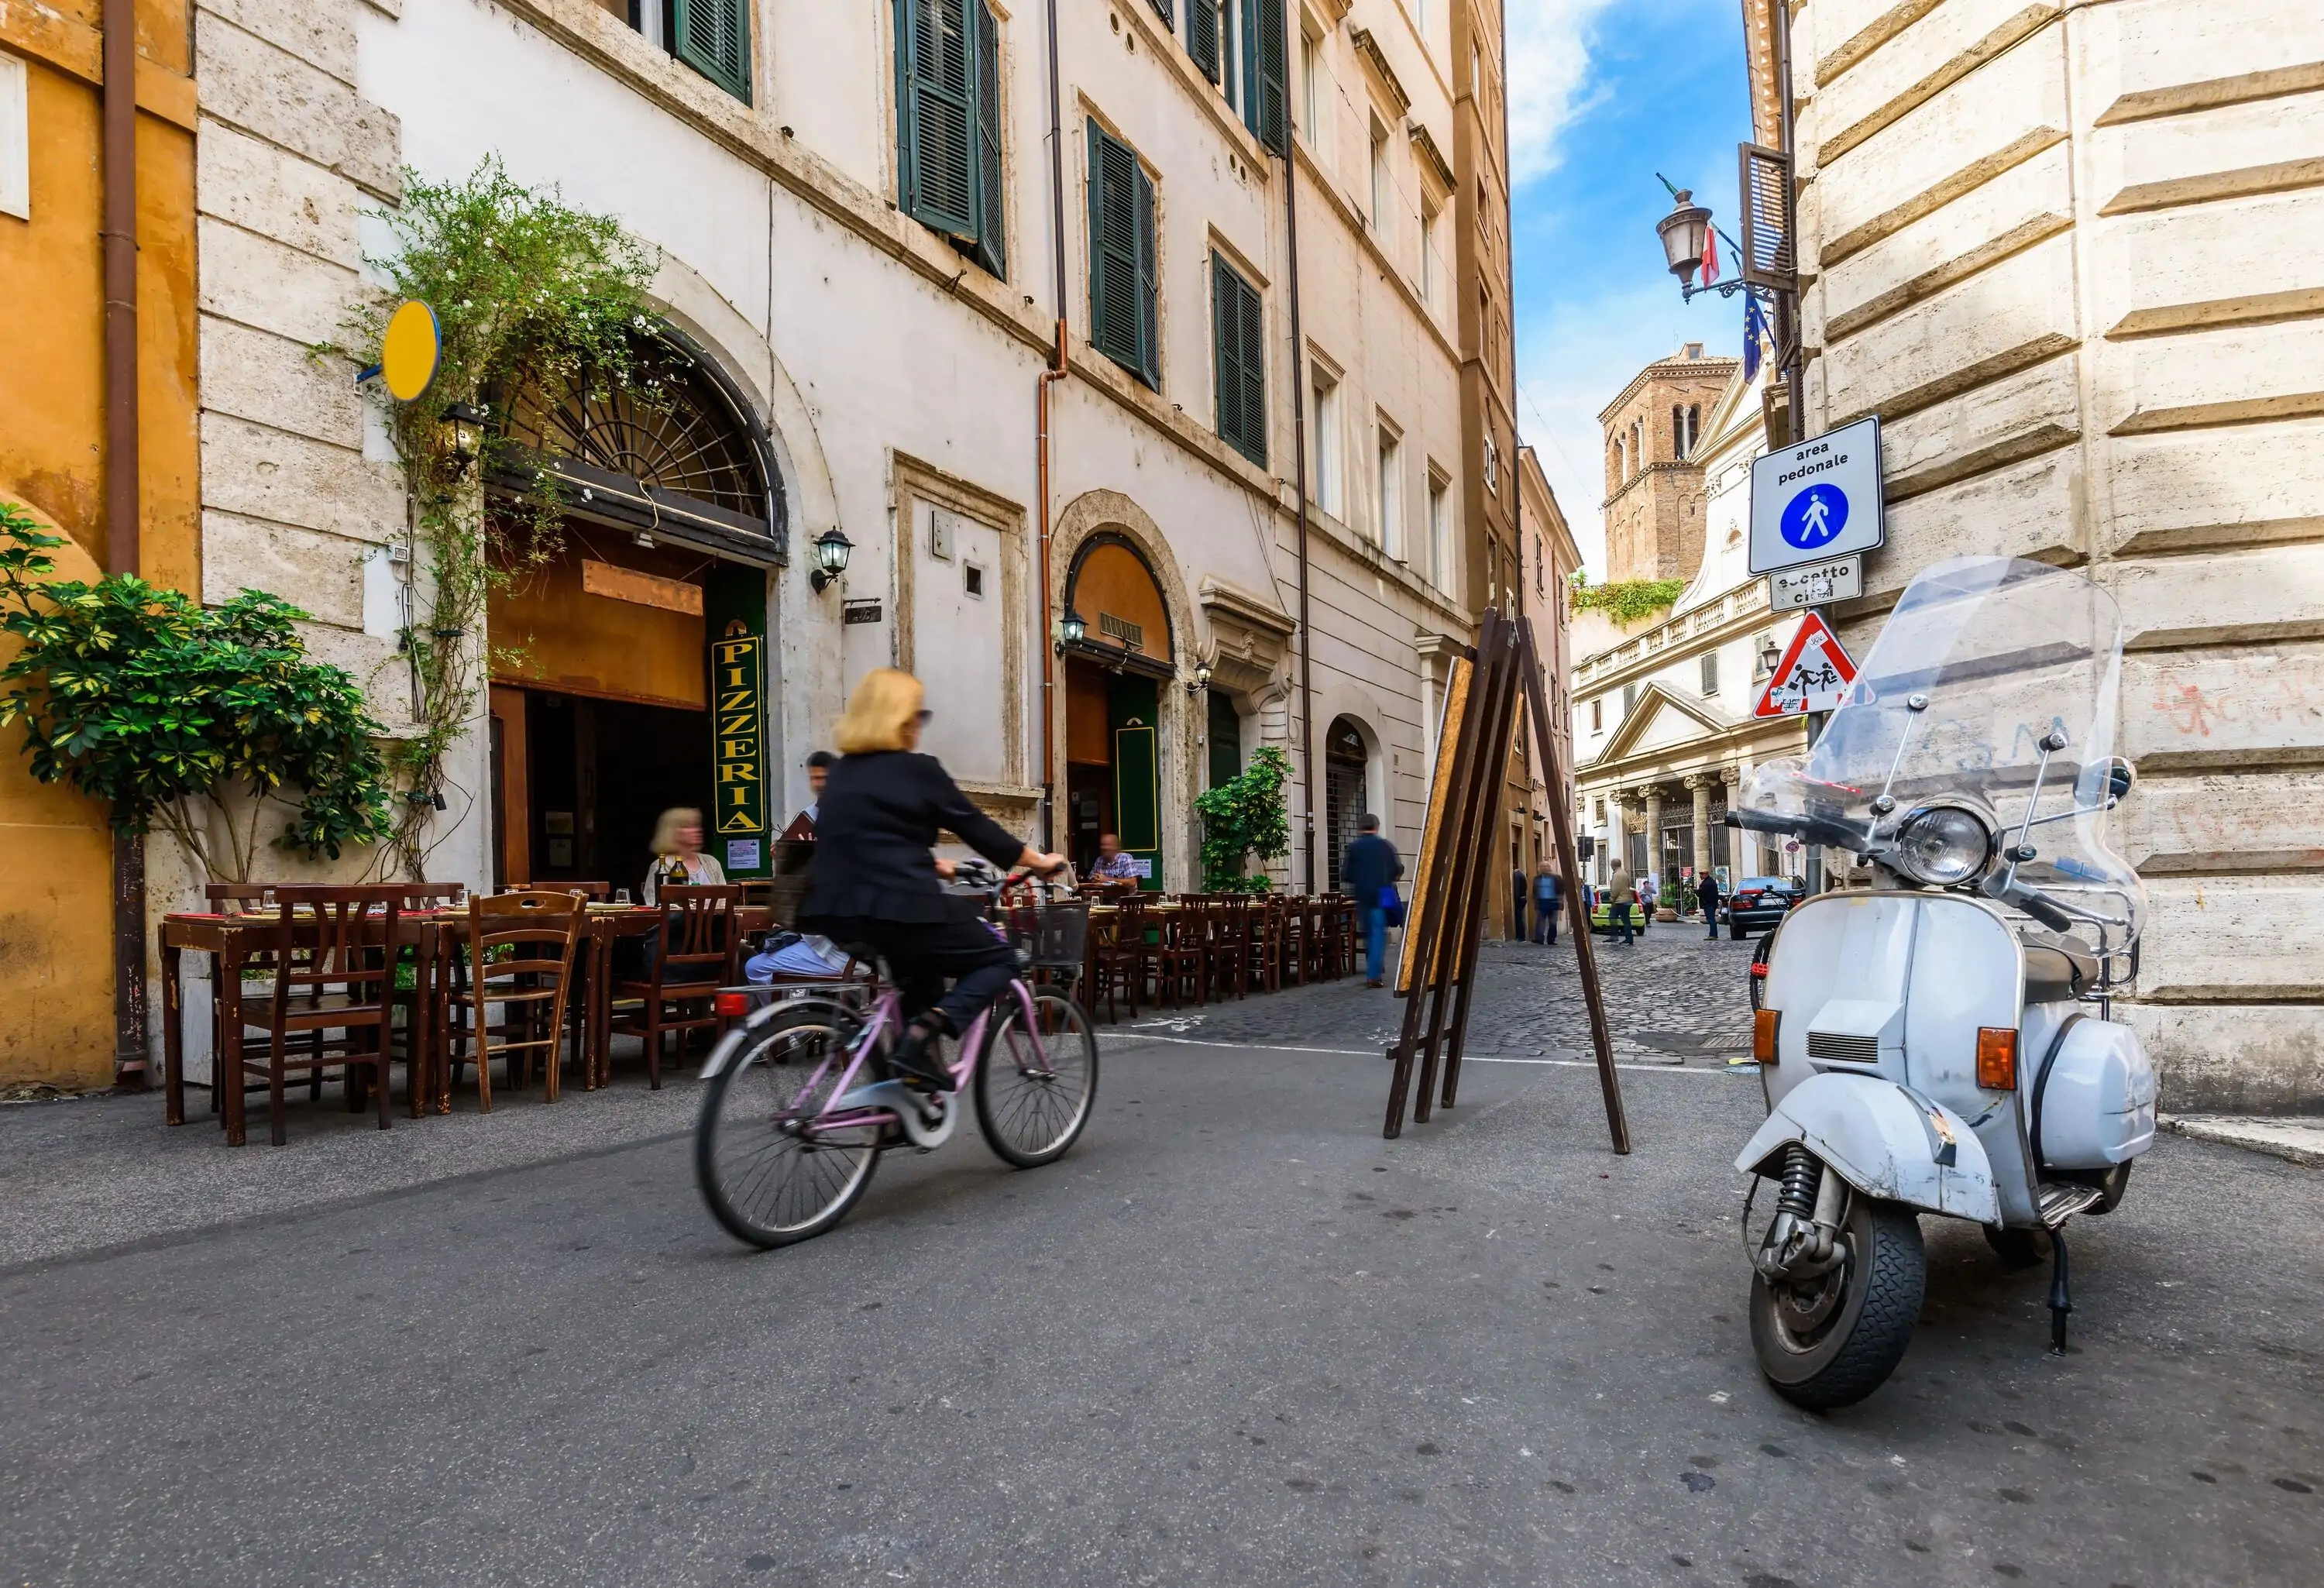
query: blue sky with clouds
1508 0 1755 576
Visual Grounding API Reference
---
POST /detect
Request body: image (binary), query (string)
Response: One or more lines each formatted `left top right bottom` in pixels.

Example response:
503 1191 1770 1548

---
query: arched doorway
485 324 784 892
1061 535 1174 885
1323 715 1372 892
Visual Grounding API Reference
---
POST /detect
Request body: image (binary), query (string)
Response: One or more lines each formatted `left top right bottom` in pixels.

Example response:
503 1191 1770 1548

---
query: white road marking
1107 1031 1732 1077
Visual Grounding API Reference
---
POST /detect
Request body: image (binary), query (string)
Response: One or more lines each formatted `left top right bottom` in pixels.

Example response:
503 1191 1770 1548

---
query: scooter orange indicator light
1976 1026 2018 1090
1753 1009 1780 1063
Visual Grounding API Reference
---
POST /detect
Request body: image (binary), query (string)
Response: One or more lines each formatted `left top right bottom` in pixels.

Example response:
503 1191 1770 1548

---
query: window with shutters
1310 364 1342 517
1210 253 1267 466
896 0 1007 278
1187 0 1222 85
1087 120 1158 389
1374 419 1403 557
1236 0 1289 153
1700 651 1720 697
616 0 750 102
1426 470 1450 590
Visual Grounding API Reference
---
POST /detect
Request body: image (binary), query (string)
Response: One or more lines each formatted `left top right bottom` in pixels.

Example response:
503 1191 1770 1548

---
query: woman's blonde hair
834 668 925 755
650 807 703 857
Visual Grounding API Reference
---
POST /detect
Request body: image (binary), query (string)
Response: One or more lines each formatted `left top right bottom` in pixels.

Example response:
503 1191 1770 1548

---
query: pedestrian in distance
1511 864 1528 940
1605 861 1637 947
1340 813 1405 988
1697 868 1723 940
1531 861 1561 947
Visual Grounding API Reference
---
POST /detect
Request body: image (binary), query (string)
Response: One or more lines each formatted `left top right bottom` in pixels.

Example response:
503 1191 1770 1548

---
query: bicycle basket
1005 901 1090 968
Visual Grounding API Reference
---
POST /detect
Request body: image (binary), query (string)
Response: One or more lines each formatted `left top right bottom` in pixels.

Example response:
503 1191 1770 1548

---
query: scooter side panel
1902 897 2042 1227
1734 1071 2003 1224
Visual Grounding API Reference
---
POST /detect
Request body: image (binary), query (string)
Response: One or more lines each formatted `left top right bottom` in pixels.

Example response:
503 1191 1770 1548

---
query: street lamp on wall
442 402 489 476
1184 661 1212 696
1054 607 1087 652
808 528 853 592
1654 188 1755 303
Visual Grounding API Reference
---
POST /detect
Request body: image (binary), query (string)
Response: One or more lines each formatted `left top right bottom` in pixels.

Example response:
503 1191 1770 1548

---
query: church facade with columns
1569 356 1809 900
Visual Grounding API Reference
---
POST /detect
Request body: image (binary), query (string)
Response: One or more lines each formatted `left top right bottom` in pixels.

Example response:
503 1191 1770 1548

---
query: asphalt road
4 955 2320 1586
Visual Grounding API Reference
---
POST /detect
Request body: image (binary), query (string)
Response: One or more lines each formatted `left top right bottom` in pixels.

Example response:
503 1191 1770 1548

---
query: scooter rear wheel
1751 1194 1925 1411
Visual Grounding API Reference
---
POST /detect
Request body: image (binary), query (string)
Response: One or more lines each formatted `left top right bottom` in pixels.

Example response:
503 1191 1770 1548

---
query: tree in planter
0 506 393 881
1192 745 1292 893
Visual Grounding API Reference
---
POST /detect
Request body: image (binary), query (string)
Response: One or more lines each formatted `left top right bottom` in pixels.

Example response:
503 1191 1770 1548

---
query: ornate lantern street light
808 528 854 592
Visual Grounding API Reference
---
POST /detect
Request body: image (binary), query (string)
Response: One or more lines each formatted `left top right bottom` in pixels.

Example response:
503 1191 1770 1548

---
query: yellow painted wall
0 3 201 1088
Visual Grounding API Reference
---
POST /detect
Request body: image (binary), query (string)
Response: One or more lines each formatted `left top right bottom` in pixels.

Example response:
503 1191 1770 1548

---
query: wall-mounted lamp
1184 661 1212 696
1757 635 1782 676
442 402 489 476
808 528 854 592
1054 607 1087 652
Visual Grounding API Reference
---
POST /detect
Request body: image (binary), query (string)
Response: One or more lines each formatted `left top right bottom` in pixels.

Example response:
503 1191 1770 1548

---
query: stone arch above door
1050 491 1195 672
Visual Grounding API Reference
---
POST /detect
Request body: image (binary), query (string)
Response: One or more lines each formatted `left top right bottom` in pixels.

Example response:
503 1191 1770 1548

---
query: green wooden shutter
1212 254 1242 453
1133 157 1159 390
1187 0 1221 84
1212 254 1266 466
897 0 977 238
1148 0 1175 28
1088 122 1143 376
673 0 751 104
1253 0 1287 153
968 0 1006 277
1234 266 1267 465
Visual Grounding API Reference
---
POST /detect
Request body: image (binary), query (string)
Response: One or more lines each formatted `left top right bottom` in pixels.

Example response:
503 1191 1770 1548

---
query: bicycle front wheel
974 990 1098 1168
696 1009 882 1248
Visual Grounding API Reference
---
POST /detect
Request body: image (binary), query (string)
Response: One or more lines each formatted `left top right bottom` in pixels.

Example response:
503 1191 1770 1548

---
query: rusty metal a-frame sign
1381 609 1628 1151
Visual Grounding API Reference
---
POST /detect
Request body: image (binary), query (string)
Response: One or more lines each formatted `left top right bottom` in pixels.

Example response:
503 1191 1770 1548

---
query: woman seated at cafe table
643 807 727 904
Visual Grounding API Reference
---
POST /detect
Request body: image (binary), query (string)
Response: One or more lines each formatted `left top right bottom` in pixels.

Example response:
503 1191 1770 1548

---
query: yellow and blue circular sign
377 300 442 402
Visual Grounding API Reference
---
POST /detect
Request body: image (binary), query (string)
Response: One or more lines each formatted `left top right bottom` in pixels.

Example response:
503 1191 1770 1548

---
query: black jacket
799 751 1024 924
1696 873 1722 906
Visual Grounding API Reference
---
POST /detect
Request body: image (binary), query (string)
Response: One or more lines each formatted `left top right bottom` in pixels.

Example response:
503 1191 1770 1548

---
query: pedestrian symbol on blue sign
1780 484 1848 550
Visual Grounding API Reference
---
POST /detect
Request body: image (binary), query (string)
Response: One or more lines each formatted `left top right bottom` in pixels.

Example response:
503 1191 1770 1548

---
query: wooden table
162 902 776 1138
160 909 449 1147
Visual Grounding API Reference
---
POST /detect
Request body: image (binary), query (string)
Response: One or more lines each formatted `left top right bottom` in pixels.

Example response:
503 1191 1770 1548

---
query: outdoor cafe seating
157 873 1367 1144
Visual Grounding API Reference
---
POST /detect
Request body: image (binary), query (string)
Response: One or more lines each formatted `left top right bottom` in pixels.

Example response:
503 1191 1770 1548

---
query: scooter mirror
2106 757 2136 801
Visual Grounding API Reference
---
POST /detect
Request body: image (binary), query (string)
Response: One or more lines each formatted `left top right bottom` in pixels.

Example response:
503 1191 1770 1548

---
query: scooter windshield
1740 556 2145 951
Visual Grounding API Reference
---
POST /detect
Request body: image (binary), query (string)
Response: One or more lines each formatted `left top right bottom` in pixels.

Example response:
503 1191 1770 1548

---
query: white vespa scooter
1724 556 2156 1410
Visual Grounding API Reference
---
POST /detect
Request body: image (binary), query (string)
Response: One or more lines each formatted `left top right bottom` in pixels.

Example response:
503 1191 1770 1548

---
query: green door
1108 673 1162 891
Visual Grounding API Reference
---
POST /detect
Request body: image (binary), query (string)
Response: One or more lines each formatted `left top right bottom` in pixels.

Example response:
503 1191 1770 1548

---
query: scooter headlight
1892 805 1995 887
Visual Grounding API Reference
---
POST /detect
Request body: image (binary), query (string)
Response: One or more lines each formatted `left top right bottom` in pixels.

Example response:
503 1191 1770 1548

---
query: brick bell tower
1597 344 1738 584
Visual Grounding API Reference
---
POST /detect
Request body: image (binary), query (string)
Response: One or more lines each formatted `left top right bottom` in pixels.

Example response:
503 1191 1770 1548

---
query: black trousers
811 916 1018 1034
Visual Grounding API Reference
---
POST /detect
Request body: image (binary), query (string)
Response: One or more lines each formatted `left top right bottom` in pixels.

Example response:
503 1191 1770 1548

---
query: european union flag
1743 293 1769 383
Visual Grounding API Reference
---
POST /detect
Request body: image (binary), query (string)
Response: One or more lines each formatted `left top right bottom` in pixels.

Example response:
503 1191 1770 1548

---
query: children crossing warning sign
1753 611 1859 718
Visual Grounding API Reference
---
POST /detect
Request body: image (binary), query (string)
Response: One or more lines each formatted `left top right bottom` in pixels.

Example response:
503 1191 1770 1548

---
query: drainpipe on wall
1037 0 1070 854
1284 129 1316 892
103 2 146 1088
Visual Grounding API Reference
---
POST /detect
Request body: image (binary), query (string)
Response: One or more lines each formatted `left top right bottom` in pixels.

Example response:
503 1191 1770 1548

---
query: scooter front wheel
1751 1194 1925 1411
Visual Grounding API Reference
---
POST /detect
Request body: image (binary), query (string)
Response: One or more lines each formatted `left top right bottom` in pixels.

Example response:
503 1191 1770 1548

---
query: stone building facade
129 0 1511 1082
1745 0 2324 1110
1515 443 1582 919
1595 344 1735 583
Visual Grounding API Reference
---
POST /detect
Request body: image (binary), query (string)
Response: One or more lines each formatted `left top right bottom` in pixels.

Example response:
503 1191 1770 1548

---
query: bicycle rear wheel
974 989 1098 1167
696 1009 882 1248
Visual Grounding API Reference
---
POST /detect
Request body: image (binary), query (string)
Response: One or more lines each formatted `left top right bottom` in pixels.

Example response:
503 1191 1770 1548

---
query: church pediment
1589 684 1728 767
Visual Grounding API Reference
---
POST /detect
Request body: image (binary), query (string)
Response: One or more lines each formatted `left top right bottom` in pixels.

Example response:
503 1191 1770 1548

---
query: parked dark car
1722 875 1804 939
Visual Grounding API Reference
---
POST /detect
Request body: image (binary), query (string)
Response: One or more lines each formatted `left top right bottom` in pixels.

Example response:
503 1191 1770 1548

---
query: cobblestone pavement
5 919 2321 1586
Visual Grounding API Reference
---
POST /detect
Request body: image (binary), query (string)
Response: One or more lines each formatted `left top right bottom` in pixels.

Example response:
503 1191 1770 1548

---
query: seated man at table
1085 833 1143 893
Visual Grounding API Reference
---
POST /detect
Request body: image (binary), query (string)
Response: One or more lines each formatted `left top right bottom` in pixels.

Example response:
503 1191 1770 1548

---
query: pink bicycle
692 870 1098 1247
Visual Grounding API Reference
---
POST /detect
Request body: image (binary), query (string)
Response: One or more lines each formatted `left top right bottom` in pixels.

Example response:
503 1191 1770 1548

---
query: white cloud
1517 283 1734 580
1508 0 1620 186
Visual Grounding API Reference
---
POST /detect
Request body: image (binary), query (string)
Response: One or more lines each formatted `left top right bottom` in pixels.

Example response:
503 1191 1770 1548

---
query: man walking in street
1697 868 1722 941
1605 861 1637 946
1341 813 1404 988
1531 861 1562 947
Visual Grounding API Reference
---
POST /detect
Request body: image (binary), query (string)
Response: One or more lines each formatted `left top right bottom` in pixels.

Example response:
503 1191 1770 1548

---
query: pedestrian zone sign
1753 611 1859 718
1748 414 1886 574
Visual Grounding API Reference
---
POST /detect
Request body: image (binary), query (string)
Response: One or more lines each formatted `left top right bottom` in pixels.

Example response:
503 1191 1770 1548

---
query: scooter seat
2023 942 2095 1004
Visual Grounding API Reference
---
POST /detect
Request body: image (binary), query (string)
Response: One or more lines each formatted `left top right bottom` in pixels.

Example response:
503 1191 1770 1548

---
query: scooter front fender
1735 1071 2000 1225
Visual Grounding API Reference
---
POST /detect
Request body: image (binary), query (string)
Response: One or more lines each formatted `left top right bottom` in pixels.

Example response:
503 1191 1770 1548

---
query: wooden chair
609 884 740 1087
507 880 610 900
1206 899 1249 1002
1089 899 1148 1022
447 890 586 1109
205 883 280 915
229 884 406 1146
1241 896 1281 995
1152 904 1208 1007
1278 897 1309 987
